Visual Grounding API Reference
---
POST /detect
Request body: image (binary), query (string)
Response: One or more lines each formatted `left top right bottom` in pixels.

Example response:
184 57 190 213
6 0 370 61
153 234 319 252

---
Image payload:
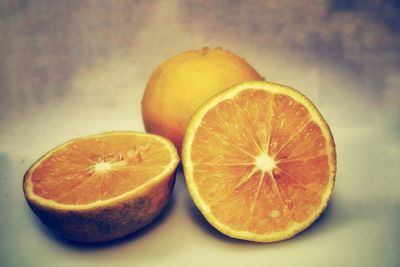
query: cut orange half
182 81 336 242
23 131 179 242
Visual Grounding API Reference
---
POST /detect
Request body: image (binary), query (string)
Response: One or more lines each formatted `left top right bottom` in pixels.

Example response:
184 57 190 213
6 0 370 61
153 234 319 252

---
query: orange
23 131 179 242
142 47 263 152
182 81 336 242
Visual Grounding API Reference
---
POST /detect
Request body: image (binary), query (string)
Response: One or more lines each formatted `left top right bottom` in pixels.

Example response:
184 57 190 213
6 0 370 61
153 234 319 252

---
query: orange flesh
191 90 330 234
30 134 171 205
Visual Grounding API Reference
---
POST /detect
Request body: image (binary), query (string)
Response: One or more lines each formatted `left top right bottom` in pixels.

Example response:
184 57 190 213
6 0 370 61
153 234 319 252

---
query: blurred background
0 0 399 266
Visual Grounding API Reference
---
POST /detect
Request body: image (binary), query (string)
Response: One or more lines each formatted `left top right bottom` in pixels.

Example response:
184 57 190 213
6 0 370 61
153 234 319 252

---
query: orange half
23 131 179 242
182 81 336 242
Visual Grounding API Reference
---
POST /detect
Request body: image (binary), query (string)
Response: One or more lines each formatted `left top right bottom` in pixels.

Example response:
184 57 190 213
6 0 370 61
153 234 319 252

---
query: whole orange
142 47 263 152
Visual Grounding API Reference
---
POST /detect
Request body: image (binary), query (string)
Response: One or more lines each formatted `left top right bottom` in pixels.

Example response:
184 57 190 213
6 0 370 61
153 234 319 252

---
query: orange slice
182 81 336 242
23 131 179 242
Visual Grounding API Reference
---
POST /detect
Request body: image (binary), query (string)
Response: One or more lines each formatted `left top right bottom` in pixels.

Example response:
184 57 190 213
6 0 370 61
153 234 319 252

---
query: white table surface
1 1 399 266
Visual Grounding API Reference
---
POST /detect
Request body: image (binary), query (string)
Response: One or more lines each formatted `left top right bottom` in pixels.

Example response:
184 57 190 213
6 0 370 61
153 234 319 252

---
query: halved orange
182 81 336 242
23 131 179 242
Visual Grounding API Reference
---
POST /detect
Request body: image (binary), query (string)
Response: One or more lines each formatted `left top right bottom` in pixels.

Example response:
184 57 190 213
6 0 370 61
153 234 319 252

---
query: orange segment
182 81 336 242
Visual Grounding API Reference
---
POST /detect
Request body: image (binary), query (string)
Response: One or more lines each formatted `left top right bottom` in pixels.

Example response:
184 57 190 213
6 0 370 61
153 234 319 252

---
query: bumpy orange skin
142 47 264 152
23 168 176 243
